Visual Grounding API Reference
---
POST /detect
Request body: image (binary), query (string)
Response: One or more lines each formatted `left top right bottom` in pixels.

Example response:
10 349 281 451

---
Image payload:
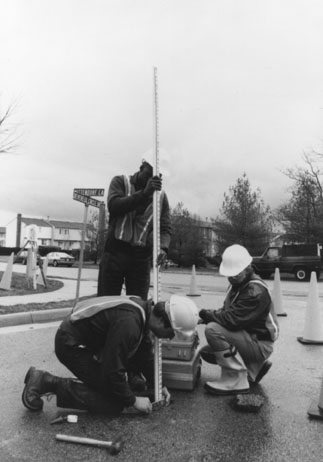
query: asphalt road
1 255 320 300
1 268 323 461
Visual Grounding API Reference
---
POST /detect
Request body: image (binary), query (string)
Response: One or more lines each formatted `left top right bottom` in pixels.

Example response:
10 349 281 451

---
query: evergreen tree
214 173 273 255
168 202 207 267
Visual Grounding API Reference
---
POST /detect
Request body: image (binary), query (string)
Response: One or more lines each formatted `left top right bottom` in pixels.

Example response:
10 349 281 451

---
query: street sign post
73 188 105 306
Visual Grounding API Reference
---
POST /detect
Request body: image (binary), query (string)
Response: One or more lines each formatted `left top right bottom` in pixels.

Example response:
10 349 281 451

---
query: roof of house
21 217 94 231
21 218 51 227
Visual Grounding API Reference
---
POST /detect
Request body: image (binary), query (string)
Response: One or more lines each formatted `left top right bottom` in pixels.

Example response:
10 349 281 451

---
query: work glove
199 309 216 324
162 386 171 406
133 396 152 414
143 175 162 197
157 249 167 266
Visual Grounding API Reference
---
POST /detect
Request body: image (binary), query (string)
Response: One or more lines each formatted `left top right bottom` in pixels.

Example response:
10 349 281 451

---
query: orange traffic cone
297 272 323 344
0 252 14 290
187 265 201 297
272 268 287 316
307 373 323 419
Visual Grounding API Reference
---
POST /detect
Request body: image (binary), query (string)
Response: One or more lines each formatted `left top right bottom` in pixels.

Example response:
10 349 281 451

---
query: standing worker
97 159 172 300
199 244 279 395
22 295 198 415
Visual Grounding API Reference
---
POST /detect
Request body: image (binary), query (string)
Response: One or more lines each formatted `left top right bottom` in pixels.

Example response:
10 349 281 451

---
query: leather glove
199 309 215 324
143 175 162 197
157 249 167 266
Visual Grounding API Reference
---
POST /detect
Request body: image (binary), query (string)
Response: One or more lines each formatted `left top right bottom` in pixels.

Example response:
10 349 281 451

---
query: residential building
194 218 218 257
5 214 94 250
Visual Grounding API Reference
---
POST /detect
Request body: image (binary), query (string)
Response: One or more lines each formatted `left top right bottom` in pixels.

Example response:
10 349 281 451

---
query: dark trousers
97 247 151 300
54 325 123 415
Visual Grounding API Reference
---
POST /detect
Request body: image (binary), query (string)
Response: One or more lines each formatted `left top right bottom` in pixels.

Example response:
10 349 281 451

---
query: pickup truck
252 244 322 281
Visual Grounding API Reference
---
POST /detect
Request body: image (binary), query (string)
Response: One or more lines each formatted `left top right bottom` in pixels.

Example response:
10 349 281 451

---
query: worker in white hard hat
97 158 172 300
199 244 279 395
22 295 198 415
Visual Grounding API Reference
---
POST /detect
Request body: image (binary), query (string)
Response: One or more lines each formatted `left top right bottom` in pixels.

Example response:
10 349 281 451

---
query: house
0 227 6 247
5 214 95 250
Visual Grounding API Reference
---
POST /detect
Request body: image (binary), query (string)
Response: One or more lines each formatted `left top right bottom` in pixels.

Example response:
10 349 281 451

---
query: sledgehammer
56 433 124 455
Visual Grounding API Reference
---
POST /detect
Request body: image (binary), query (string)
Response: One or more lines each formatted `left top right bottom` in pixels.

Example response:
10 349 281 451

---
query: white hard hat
219 244 252 277
166 295 199 338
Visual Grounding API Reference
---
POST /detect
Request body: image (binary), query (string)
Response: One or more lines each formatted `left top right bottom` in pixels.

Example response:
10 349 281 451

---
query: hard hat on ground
165 295 199 338
219 244 252 277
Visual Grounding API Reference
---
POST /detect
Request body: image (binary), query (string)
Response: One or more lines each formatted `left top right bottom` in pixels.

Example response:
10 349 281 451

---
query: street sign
74 188 104 196
73 192 103 208
72 187 105 306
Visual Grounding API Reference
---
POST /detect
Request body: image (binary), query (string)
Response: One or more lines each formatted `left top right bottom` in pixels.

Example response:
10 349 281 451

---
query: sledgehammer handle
56 434 111 448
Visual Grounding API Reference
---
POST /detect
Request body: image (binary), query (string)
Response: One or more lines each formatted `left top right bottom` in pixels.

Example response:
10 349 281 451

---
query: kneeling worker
199 244 279 395
22 295 198 415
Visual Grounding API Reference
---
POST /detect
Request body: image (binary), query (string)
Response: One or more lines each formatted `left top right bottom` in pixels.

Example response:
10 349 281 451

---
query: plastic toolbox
162 348 201 391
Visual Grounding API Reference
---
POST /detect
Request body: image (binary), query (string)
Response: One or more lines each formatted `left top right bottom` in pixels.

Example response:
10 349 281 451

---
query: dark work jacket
211 273 279 341
59 296 154 407
104 172 172 255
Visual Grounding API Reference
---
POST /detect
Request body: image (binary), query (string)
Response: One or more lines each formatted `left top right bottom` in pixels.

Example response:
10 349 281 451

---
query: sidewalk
0 274 98 327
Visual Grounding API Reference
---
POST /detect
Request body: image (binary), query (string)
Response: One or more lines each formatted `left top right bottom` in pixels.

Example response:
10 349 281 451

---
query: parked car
14 250 41 265
42 252 75 267
163 259 177 269
252 243 322 281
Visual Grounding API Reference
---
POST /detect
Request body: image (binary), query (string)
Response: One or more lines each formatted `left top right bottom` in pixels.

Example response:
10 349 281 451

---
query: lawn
0 271 90 315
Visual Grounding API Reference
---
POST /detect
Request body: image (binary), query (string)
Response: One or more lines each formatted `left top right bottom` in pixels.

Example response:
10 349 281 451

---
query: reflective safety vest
226 279 279 342
114 175 165 247
71 295 146 324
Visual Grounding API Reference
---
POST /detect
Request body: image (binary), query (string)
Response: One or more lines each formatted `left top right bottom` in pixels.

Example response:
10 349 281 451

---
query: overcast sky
1 0 323 227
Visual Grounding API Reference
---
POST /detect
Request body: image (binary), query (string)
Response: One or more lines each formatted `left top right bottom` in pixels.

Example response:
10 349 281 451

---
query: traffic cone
272 268 287 316
0 252 14 290
187 265 201 297
307 373 323 419
297 272 323 344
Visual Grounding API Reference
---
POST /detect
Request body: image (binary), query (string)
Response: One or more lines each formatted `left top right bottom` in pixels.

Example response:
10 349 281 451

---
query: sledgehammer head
109 437 124 455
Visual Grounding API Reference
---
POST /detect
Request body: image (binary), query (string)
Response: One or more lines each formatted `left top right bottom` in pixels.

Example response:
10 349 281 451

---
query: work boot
249 360 272 385
204 348 250 395
200 345 218 365
22 367 59 411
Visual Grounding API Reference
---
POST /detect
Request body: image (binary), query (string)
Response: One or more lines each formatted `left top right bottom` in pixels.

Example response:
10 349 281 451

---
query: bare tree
0 100 20 154
277 150 323 243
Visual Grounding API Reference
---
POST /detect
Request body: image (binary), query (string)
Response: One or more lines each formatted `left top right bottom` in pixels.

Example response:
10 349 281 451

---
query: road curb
0 307 73 328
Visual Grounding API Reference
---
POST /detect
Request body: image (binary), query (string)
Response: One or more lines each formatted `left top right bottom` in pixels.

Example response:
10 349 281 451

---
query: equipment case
162 348 201 391
162 332 199 361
